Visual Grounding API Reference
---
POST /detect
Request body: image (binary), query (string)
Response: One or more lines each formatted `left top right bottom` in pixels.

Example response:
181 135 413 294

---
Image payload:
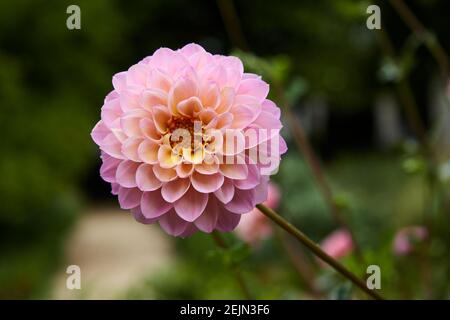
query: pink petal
214 178 235 204
140 88 167 110
233 164 260 190
158 209 189 236
101 98 122 127
152 105 172 133
262 99 281 119
194 197 219 233
224 188 256 214
121 137 143 162
140 118 161 142
136 163 162 191
215 87 235 114
131 206 159 225
112 71 127 93
176 162 194 178
199 81 220 109
254 179 269 204
191 171 224 193
237 77 269 102
161 178 191 203
174 187 208 222
141 189 172 219
216 206 241 232
168 77 198 115
177 96 203 117
137 140 159 164
230 104 261 129
153 164 177 182
91 120 110 146
147 68 172 93
100 154 121 183
117 187 141 209
219 163 248 180
115 160 139 188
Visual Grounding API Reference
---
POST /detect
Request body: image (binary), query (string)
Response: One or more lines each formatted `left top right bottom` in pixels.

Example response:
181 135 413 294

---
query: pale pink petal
101 98 122 127
116 160 139 188
141 189 172 219
153 164 177 182
215 87 235 114
174 187 208 222
194 197 219 232
177 96 203 117
121 137 143 162
100 133 125 159
230 104 261 129
219 163 248 180
152 105 172 133
262 99 281 119
117 187 141 209
137 140 159 164
214 178 235 204
136 163 162 191
100 154 121 183
237 77 269 101
168 77 198 115
216 206 241 232
224 188 256 214
234 164 260 190
140 88 167 110
91 121 110 146
112 71 127 93
176 162 194 178
140 118 161 142
199 81 220 109
158 209 189 236
191 171 224 193
131 206 159 225
147 68 172 93
161 178 190 203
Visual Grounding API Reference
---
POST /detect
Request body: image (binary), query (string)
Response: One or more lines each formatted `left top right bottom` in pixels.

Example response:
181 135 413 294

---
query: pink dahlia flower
319 229 353 264
393 226 428 256
91 43 287 237
235 182 281 245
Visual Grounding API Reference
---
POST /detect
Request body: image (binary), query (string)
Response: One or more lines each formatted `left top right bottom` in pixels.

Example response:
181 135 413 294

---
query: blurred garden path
51 207 173 299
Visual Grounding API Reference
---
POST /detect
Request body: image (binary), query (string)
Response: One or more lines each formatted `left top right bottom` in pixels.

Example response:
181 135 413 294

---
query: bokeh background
1 0 449 299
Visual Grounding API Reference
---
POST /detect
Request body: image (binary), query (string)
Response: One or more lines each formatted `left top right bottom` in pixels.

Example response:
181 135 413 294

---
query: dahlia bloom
393 226 428 256
319 229 353 264
91 44 287 237
235 182 281 245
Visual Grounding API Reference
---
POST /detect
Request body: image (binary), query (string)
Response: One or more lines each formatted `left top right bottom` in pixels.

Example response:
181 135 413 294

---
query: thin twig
389 0 449 77
256 204 385 300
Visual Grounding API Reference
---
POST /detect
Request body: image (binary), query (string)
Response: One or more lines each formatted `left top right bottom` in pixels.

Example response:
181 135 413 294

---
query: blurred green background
1 0 449 299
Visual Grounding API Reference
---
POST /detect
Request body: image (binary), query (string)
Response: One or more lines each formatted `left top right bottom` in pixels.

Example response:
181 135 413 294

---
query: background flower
91 44 287 237
319 229 354 264
393 226 428 256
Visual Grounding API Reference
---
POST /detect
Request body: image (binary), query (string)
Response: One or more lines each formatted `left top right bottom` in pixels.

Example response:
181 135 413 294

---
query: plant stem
389 0 449 77
211 232 252 299
256 204 385 300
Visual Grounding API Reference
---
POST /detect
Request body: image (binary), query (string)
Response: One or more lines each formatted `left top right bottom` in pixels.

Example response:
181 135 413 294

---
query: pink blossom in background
91 43 287 237
393 226 428 256
319 229 354 264
235 183 281 245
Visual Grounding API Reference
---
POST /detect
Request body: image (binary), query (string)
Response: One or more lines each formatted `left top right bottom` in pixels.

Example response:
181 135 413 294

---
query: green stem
256 204 385 300
211 232 253 299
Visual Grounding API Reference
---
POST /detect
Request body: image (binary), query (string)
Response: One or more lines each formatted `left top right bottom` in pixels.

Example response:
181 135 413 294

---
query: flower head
393 225 428 256
235 182 281 245
91 44 287 237
319 229 353 263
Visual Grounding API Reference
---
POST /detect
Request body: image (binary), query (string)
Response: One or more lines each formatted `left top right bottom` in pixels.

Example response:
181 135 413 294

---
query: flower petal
213 178 235 204
141 189 172 219
161 178 190 203
116 160 139 188
136 163 162 191
117 187 141 209
194 197 219 233
224 188 256 214
191 171 224 193
158 209 189 236
174 187 208 222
